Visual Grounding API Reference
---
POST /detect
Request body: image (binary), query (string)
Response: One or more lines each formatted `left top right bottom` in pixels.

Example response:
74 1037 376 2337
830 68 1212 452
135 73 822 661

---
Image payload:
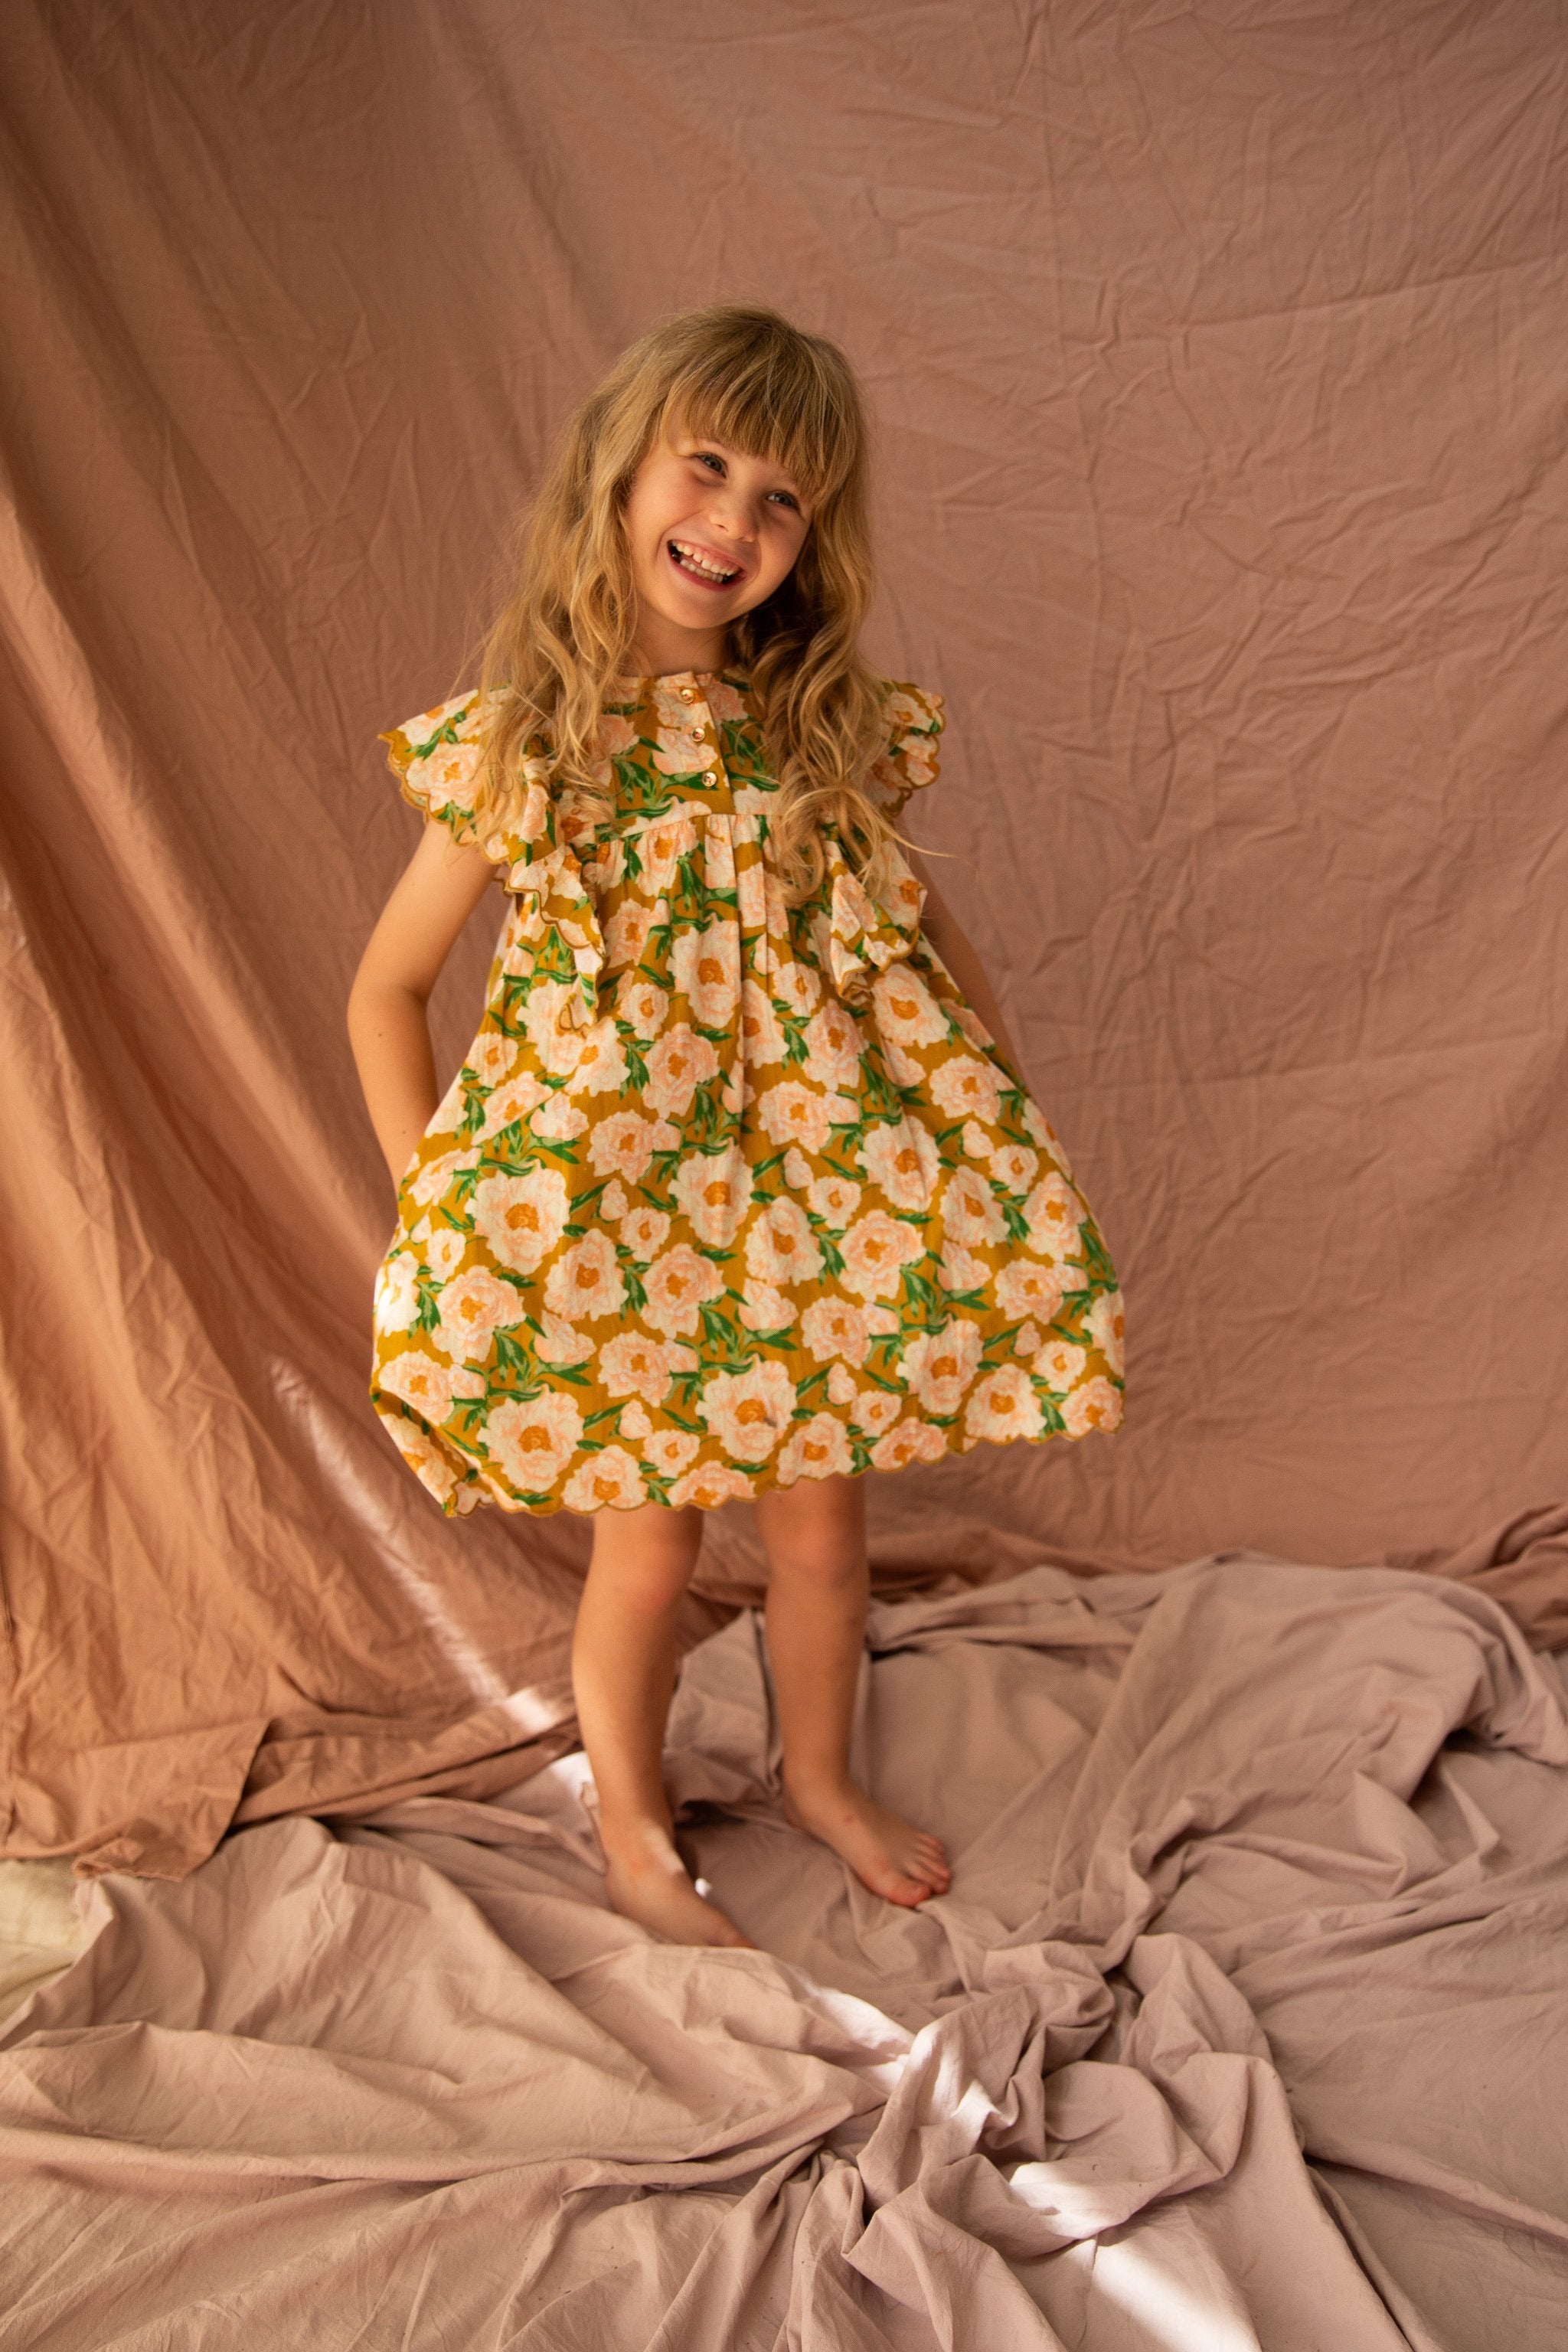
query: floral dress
371 671 1123 1516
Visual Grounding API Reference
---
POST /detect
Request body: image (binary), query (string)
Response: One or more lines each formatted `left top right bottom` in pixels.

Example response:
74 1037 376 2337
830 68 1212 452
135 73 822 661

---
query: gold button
680 684 698 703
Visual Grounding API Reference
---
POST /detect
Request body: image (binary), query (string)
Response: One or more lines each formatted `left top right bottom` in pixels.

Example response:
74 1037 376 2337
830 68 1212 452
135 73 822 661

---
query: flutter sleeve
381 691 605 1031
811 680 947 1006
864 680 946 822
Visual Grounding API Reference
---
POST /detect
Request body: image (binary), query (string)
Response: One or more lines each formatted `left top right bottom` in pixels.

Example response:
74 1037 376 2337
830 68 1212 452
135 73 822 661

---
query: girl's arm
909 854 1024 1075
348 822 496 1183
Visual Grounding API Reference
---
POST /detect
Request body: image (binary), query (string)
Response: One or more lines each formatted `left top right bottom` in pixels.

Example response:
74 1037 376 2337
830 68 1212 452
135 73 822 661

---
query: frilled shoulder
382 688 605 1030
381 691 501 851
864 680 945 821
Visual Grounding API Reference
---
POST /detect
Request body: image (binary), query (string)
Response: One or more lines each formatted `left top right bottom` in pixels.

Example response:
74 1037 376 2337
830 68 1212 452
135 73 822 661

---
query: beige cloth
2 0 1566 1873
2 1558 1565 2347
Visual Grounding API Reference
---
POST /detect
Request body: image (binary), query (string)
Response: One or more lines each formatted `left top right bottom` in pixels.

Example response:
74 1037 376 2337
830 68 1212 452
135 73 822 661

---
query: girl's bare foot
600 1816 757 1949
782 1775 952 1906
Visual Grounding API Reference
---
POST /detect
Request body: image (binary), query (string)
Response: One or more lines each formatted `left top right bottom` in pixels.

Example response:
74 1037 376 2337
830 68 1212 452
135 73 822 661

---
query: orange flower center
506 1203 541 1233
697 956 724 986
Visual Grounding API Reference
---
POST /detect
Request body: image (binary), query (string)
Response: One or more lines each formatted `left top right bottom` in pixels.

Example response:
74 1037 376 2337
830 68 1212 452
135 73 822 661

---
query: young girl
348 304 1123 1949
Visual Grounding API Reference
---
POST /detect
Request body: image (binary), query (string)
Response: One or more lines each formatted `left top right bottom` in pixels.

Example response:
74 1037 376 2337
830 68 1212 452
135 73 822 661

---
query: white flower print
827 1362 858 1406
379 1348 455 1423
805 1172 861 1230
600 1179 629 1220
652 724 717 778
1022 1174 1086 1264
598 1331 676 1405
674 1146 753 1247
374 1253 421 1334
930 1056 1002 1125
619 1204 672 1262
964 1365 1044 1445
645 1429 701 1478
485 1393 584 1493
471 1167 570 1274
800 1295 871 1366
772 959 822 1018
962 1121 992 1161
739 978 786 1065
988 1144 1039 1195
838 1210 925 1302
803 1001 862 1091
756 1082 855 1155
851 1389 901 1436
614 972 668 1039
900 1322 982 1416
743 1196 823 1289
871 966 947 1049
870 1419 947 1472
937 1242 991 1296
995 1259 1070 1323
940 1166 1006 1248
531 1095 589 1142
1060 1376 1122 1438
636 812 696 890
407 1148 470 1208
672 916 741 1029
433 1266 521 1364
668 1460 754 1509
426 1226 467 1281
468 1032 519 1087
739 1282 795 1333
880 1037 927 1089
589 1110 675 1185
697 1361 796 1463
736 858 767 929
543 1229 626 1324
562 1447 647 1513
1087 1290 1125 1376
1036 1340 1087 1391
641 1243 724 1338
564 1020 629 1099
858 1118 939 1212
523 980 590 1078
536 1313 595 1367
618 1400 653 1440
603 900 654 974
479 1072 550 1141
643 1024 719 1119
777 1414 854 1485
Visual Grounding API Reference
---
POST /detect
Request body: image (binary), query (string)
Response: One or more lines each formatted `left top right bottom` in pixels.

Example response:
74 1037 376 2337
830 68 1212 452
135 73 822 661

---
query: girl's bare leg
754 1477 951 1907
573 1501 755 1949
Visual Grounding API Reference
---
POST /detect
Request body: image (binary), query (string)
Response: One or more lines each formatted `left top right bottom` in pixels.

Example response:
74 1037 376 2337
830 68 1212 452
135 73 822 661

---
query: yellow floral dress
371 671 1123 1515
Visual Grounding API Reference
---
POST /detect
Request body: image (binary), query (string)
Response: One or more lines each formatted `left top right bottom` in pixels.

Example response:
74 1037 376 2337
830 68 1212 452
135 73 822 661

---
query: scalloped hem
374 1396 1124 1521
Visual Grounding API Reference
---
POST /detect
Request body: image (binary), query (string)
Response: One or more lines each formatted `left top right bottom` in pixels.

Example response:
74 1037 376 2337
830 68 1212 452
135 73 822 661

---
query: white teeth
671 540 738 583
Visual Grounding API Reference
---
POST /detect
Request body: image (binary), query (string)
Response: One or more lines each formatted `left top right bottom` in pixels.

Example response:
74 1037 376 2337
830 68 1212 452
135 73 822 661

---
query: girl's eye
769 490 799 510
695 451 724 475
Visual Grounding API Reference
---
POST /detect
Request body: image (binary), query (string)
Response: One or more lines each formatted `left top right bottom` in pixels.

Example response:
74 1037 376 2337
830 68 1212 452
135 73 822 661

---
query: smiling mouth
668 538 743 588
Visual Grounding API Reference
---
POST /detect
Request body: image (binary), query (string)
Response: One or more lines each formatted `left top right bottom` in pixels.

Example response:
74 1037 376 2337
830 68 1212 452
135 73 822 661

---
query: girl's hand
347 821 495 1184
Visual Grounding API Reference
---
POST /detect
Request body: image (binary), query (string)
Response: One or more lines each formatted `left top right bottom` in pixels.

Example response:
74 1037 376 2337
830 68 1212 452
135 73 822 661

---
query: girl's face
621 427 812 671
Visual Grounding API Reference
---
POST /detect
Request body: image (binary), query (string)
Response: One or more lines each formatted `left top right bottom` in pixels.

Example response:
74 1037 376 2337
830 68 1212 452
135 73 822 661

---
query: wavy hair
472 303 896 900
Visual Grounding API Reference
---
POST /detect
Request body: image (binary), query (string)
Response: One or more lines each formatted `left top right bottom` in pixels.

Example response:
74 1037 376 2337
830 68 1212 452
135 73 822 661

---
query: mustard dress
370 672 1123 1515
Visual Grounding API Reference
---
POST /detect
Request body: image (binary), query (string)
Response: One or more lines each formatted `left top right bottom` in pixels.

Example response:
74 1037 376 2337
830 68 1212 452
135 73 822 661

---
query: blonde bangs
471 304 898 903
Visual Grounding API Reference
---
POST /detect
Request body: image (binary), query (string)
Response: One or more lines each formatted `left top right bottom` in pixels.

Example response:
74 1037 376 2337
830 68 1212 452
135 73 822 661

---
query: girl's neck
626 616 729 680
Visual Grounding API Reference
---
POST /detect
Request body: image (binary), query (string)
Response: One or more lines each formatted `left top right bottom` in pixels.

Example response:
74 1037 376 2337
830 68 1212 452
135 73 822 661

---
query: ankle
782 1762 854 1808
596 1805 675 1859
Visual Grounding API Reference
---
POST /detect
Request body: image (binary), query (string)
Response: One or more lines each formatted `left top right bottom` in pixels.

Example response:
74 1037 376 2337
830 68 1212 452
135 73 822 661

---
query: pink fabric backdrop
2 0 1565 1871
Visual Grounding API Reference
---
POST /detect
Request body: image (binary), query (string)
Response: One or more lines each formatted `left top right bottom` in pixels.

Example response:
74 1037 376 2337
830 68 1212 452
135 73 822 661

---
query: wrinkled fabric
2 0 1566 1873
2 1559 1565 2346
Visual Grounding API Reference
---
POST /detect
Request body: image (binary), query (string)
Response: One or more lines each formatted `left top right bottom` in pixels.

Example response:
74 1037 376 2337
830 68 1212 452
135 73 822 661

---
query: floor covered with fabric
4 1553 1566 2350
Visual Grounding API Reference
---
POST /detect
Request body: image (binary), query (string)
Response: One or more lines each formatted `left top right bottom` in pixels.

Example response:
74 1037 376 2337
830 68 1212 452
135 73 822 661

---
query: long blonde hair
474 303 895 900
